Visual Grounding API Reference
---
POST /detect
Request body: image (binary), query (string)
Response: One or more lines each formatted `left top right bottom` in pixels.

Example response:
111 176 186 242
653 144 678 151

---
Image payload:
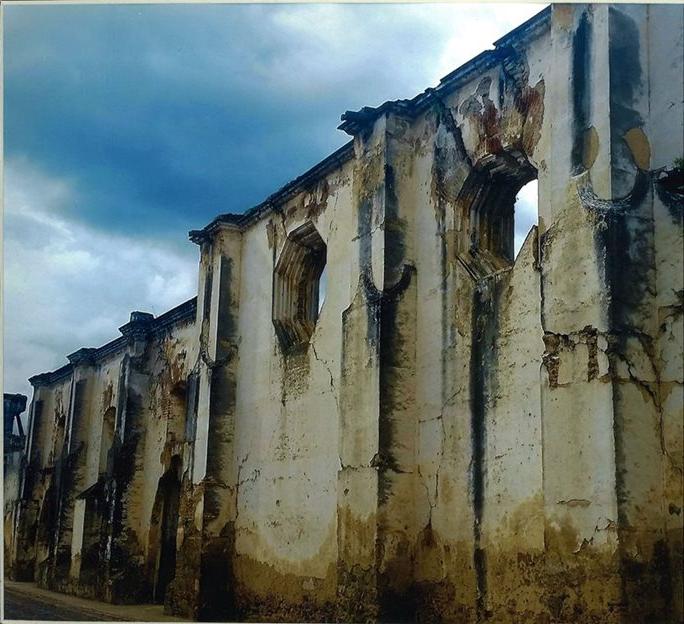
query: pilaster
337 111 418 622
102 313 153 603
540 4 678 621
63 349 97 584
168 224 242 620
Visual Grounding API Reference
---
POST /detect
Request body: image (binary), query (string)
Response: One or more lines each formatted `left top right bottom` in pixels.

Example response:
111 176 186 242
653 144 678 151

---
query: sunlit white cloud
3 158 197 400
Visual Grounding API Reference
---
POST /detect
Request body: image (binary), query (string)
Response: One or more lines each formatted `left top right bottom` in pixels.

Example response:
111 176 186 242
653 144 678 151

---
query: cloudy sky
3 2 541 401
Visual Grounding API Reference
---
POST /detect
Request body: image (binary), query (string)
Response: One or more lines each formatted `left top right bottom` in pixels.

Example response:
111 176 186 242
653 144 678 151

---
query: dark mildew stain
356 195 383 349
377 268 415 505
586 133 674 618
215 256 236 361
469 275 503 619
608 7 645 197
655 169 684 223
383 164 407 288
202 262 213 326
571 11 592 174
470 279 487 618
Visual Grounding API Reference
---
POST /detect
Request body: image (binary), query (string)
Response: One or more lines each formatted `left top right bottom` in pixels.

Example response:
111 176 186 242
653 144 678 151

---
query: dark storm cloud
5 3 499 239
4 4 542 238
4 4 327 237
3 3 541 399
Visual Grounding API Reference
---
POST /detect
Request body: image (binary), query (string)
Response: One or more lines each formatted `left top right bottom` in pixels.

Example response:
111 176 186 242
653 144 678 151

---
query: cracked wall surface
8 4 683 623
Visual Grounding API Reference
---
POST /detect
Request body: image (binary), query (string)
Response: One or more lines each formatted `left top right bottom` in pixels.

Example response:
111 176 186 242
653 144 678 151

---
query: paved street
3 581 186 622
4 585 113 621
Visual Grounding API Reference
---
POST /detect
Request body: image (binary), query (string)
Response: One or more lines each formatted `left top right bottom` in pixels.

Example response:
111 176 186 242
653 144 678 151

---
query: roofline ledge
189 214 244 245
29 372 56 388
339 5 551 138
188 139 354 240
67 347 98 367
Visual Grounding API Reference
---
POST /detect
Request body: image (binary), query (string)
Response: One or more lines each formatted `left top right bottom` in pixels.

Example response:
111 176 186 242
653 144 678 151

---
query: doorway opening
152 456 181 605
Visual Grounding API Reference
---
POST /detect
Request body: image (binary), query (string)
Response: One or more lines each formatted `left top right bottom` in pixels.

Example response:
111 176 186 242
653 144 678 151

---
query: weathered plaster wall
4 394 27 571
648 6 684 619
224 160 353 621
10 4 683 623
10 302 199 605
3 449 24 566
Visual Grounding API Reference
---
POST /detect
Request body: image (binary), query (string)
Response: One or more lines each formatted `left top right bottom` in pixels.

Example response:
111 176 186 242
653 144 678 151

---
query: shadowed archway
150 456 182 605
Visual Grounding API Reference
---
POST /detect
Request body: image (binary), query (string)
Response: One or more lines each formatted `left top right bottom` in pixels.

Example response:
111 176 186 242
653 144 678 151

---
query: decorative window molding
457 150 537 276
272 222 327 351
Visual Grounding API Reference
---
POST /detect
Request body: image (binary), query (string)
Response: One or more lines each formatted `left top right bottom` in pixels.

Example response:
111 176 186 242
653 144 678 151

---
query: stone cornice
118 311 155 340
189 140 355 244
67 347 98 367
339 6 551 136
28 298 197 388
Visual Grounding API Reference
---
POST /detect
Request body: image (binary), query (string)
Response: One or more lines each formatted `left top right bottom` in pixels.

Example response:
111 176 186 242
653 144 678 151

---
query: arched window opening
272 222 327 351
168 382 187 445
457 151 537 275
99 407 115 477
317 263 328 316
513 179 539 258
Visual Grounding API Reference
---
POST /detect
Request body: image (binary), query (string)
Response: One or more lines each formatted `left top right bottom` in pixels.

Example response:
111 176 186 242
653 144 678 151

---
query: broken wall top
29 298 197 388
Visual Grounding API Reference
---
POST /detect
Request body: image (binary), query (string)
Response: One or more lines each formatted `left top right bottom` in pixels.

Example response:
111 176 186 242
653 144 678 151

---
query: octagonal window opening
460 151 538 272
272 222 327 351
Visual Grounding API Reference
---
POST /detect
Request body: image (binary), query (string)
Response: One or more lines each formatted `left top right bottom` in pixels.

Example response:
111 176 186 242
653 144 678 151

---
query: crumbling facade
4 393 27 567
7 5 683 622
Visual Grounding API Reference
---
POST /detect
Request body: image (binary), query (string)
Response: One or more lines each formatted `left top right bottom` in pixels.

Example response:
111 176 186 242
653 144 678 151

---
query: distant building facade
4 393 27 566
7 5 684 623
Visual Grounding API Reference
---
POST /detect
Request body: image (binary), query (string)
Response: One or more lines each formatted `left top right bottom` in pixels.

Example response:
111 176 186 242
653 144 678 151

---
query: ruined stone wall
4 393 27 572
648 6 684 621
139 318 199 579
400 24 550 623
30 376 72 585
11 4 683 623
10 301 199 606
230 163 355 622
3 449 24 564
70 349 128 595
